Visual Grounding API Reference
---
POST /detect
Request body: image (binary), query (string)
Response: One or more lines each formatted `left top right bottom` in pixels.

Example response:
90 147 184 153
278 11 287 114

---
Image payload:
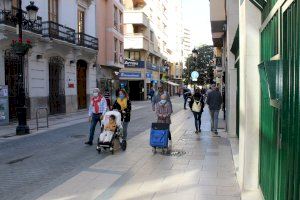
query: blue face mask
119 94 125 99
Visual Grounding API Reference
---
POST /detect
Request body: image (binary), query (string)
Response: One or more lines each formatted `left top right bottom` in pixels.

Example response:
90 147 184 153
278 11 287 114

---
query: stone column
239 0 261 194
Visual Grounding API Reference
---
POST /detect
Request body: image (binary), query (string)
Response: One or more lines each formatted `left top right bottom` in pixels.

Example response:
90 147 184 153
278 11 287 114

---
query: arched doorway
77 60 87 109
4 49 22 120
49 56 65 115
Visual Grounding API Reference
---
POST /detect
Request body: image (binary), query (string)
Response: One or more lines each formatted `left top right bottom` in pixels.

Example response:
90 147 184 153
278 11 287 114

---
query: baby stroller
96 110 127 154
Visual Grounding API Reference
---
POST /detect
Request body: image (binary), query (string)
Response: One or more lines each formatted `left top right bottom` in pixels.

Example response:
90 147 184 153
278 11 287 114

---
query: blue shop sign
146 62 159 71
124 59 145 68
146 72 152 79
119 72 142 78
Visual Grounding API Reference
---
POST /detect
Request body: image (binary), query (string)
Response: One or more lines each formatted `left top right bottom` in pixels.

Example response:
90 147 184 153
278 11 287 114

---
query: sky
182 0 213 48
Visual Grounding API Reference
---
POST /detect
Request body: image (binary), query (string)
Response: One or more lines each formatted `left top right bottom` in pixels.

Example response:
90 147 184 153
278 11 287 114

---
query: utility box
0 85 9 125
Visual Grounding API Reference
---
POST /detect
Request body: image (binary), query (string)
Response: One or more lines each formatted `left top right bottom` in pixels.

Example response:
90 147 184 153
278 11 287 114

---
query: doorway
49 56 65 115
4 49 21 120
77 60 87 109
128 80 144 101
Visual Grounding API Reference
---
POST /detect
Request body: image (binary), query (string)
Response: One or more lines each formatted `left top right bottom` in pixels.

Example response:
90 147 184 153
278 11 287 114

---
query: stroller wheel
121 140 127 151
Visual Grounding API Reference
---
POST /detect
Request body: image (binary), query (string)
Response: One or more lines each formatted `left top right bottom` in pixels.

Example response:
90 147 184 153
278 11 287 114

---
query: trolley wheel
121 140 127 151
152 147 157 154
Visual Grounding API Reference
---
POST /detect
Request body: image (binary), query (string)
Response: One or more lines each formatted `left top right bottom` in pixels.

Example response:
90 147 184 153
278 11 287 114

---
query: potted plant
11 38 32 55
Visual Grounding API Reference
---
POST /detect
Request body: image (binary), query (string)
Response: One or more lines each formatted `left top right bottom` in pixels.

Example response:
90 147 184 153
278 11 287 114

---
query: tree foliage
183 45 214 85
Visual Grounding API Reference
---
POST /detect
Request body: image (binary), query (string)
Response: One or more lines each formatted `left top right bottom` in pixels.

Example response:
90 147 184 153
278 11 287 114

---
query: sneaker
195 130 199 134
168 141 172 150
214 131 218 135
85 141 93 146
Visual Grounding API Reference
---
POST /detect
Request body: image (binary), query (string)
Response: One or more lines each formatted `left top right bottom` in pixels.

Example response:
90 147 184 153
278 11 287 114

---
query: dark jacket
207 90 222 110
112 99 131 122
189 92 205 113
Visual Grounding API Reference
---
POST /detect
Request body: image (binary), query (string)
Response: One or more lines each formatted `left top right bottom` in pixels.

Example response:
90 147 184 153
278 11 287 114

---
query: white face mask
93 92 98 97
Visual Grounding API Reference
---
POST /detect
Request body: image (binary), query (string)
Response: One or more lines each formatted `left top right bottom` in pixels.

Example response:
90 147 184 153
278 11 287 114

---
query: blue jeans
210 110 220 132
193 112 202 131
89 113 102 143
122 121 129 140
184 97 188 109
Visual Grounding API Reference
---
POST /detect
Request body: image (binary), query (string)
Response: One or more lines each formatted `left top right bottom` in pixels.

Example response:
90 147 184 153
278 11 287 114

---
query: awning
166 81 179 86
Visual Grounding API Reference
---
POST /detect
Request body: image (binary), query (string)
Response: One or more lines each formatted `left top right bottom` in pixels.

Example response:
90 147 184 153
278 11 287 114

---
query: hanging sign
191 71 199 81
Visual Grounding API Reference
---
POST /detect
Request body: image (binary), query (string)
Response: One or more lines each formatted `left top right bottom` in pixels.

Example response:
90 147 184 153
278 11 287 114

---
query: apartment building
182 27 191 67
0 0 98 120
96 0 124 105
122 0 180 100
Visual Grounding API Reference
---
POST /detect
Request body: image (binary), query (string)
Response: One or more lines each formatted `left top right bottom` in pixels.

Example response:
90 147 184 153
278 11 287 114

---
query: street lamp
192 48 198 59
15 1 39 135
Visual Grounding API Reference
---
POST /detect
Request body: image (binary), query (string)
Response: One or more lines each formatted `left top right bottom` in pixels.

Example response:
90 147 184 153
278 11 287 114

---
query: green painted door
280 2 300 199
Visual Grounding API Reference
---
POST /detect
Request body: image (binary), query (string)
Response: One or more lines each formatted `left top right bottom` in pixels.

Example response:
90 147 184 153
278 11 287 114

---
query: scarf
117 97 127 110
91 96 102 114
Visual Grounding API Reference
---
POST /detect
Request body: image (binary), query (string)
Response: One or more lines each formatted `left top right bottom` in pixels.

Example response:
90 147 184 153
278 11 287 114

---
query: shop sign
0 85 9 125
119 72 142 78
146 72 152 79
124 59 144 68
146 62 159 71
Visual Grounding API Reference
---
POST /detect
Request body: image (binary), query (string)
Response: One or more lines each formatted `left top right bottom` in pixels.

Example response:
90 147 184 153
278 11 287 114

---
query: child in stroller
96 110 127 154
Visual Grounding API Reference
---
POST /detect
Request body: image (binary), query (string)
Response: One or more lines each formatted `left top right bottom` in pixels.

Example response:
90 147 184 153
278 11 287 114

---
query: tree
183 45 214 86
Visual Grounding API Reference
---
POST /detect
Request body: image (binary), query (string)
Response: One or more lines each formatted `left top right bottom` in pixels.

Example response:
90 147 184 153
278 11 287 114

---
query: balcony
124 11 149 27
124 33 149 50
0 7 42 34
42 21 76 44
76 33 98 50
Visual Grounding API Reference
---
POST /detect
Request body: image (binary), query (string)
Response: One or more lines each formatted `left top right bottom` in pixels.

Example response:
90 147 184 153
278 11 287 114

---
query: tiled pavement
36 107 240 200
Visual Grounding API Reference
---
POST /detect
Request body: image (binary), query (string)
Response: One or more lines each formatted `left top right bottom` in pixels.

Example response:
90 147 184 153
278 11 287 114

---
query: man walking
152 83 172 112
85 88 108 145
207 84 222 135
183 87 191 110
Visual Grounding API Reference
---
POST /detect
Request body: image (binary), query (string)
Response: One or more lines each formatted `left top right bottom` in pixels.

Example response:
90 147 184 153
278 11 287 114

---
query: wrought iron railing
42 21 76 44
0 7 42 34
76 32 98 50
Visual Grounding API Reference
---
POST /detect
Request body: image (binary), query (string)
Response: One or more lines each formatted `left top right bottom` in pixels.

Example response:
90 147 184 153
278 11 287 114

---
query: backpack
192 100 202 112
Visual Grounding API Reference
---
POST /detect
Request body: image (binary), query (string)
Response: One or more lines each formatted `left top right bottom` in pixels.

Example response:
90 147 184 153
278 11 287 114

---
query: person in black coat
112 89 131 139
189 89 205 134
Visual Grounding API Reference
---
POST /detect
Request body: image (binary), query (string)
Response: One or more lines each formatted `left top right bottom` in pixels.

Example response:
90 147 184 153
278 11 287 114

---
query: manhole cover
7 155 33 165
70 135 86 138
163 149 186 157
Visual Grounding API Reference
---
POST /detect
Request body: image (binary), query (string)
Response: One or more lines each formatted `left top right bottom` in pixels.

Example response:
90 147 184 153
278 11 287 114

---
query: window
114 6 118 30
125 51 140 60
119 11 123 34
114 38 118 63
77 9 85 33
150 31 154 42
49 0 58 22
119 42 123 63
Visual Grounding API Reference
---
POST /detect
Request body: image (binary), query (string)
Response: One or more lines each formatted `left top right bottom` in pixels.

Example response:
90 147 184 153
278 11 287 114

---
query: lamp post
191 48 198 91
15 1 38 135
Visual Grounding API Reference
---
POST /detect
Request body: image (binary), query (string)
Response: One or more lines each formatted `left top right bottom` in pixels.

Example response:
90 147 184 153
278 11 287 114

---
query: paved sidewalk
0 103 148 138
34 107 240 200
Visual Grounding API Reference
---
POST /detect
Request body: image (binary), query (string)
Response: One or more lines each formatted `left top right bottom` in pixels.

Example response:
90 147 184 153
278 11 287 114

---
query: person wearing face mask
156 94 172 145
85 88 108 145
152 82 172 112
112 89 131 140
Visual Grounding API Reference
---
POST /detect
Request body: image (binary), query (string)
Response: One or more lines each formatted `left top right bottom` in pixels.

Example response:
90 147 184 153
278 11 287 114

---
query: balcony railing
42 21 76 44
76 33 98 50
0 7 42 34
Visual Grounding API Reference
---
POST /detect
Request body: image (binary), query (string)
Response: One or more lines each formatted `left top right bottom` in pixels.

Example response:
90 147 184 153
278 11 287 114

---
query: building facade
122 0 182 100
0 0 98 121
182 27 191 68
96 0 124 105
211 0 300 200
